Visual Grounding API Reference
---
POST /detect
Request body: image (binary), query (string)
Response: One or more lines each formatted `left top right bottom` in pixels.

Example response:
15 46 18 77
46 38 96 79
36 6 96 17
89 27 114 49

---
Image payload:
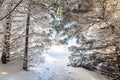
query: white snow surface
0 45 108 80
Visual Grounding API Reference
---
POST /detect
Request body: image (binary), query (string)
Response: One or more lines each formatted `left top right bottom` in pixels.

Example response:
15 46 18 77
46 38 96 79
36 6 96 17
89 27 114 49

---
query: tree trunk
23 4 30 71
1 14 11 64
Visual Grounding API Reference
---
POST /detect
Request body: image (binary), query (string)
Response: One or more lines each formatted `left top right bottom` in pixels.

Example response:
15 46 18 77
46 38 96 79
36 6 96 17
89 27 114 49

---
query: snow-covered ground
0 57 40 80
0 45 108 80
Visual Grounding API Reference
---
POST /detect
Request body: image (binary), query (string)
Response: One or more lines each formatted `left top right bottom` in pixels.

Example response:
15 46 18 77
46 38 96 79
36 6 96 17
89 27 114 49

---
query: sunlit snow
0 45 108 80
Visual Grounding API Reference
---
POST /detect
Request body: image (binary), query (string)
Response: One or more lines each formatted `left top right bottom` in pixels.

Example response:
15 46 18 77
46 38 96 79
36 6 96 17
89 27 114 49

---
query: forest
0 0 120 80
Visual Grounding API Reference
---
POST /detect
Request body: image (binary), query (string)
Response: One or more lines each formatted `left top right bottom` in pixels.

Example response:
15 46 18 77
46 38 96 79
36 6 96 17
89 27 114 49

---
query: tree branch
0 0 23 21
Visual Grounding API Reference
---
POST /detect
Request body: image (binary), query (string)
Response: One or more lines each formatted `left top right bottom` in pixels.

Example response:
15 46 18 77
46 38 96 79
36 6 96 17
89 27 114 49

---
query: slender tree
23 3 31 71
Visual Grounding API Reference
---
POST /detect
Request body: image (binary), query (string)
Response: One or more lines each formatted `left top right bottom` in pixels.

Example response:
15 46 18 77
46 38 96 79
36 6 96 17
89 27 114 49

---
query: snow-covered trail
0 45 108 80
31 45 108 80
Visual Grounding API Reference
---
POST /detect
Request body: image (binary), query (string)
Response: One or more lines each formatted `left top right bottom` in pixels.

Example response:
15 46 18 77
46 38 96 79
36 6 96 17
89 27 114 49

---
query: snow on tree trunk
1 11 12 64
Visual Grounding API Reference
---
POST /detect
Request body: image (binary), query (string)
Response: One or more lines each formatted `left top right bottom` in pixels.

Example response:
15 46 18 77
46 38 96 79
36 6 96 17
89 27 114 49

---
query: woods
0 0 120 80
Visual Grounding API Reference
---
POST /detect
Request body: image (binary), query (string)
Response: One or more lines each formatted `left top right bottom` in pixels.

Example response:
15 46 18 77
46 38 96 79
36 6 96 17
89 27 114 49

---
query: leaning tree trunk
23 4 30 71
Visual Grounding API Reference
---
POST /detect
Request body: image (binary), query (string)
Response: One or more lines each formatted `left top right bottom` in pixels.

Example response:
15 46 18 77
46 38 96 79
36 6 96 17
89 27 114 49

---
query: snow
30 45 108 80
68 38 78 46
0 57 40 80
0 45 108 80
64 22 76 29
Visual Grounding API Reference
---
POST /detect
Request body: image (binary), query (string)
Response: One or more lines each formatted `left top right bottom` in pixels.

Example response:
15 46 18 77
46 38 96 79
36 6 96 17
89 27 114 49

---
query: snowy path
31 45 108 80
0 45 108 80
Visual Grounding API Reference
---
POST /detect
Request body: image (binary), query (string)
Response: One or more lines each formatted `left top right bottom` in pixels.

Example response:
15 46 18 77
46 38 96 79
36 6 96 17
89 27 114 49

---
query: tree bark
23 4 30 71
1 14 11 64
